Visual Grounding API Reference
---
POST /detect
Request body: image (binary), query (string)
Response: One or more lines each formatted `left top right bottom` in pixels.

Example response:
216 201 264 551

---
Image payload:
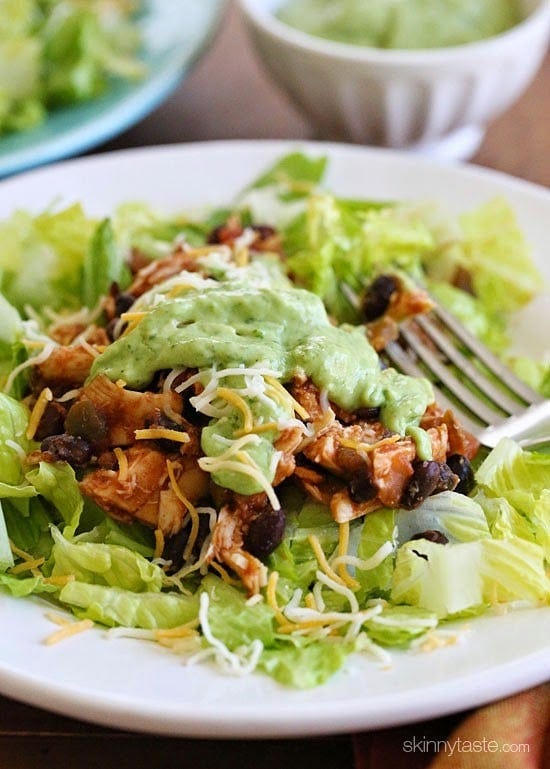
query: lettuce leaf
396 491 491 545
268 498 340 600
82 218 131 309
201 574 275 649
50 526 163 593
3 496 54 558
285 196 433 323
391 535 549 618
0 572 58 597
0 392 31 486
259 638 348 688
356 508 395 597
0 501 14 572
476 439 550 499
26 461 83 537
391 539 484 618
0 205 97 312
459 198 542 316
59 581 199 629
428 280 508 353
363 605 438 647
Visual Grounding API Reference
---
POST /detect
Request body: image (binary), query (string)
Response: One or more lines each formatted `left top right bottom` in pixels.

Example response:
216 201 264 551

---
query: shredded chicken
207 497 268 595
80 446 206 536
33 345 98 393
75 374 186 447
128 247 203 297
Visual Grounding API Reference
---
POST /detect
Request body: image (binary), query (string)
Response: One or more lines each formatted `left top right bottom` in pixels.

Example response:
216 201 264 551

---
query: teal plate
0 0 225 178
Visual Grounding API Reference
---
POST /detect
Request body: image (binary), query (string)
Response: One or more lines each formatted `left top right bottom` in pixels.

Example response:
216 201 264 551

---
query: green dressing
277 0 524 50
201 376 292 495
91 283 433 496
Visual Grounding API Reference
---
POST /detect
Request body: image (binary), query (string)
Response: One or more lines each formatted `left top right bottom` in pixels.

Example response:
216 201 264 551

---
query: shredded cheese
315 569 359 614
418 630 462 653
21 339 47 349
120 311 149 323
26 387 53 440
339 435 401 454
305 593 317 611
307 534 347 589
113 447 129 482
134 428 190 443
264 376 310 420
336 522 360 590
5 439 26 461
215 387 254 433
77 338 100 358
331 541 394 574
266 571 288 626
166 459 200 562
233 420 279 438
55 388 82 403
4 342 56 395
9 541 36 562
9 557 44 575
154 529 165 559
197 592 263 676
44 619 94 646
44 611 72 627
210 561 240 586
42 575 75 587
154 620 200 640
234 246 250 267
201 452 280 511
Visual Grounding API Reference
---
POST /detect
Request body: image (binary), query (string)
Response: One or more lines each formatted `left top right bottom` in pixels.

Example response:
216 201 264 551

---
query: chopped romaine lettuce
59 581 199 629
50 525 163 592
0 151 547 690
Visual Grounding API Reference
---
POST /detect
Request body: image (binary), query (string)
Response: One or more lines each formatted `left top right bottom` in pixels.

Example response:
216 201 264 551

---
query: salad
0 0 143 137
0 152 548 689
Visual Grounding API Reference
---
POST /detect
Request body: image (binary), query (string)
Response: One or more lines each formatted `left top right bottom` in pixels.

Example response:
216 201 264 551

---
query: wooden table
1 4 548 766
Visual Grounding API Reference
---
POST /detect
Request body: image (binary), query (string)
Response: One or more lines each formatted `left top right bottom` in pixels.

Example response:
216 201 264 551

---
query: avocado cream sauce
277 0 524 50
91 283 433 495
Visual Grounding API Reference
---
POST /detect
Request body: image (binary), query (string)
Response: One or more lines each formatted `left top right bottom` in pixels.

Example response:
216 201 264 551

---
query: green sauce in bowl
277 0 525 49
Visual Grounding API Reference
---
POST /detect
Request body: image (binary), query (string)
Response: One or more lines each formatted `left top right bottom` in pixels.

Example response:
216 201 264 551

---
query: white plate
0 141 548 738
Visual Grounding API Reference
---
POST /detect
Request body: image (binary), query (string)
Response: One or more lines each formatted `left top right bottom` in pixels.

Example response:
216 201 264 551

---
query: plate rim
0 139 548 737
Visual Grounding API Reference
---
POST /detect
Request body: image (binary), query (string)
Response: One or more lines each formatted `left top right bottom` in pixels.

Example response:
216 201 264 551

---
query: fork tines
384 302 544 435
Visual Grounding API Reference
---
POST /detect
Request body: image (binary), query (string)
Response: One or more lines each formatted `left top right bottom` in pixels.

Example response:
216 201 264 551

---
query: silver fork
383 302 550 451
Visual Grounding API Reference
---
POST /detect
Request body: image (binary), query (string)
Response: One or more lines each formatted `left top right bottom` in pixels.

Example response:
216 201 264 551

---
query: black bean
446 454 475 495
41 434 93 466
65 401 108 443
252 224 276 239
348 474 377 503
146 413 190 452
401 460 441 509
162 515 211 574
114 291 135 317
355 406 381 422
435 462 458 493
33 401 67 441
105 318 119 342
243 507 286 560
361 275 399 322
410 529 449 545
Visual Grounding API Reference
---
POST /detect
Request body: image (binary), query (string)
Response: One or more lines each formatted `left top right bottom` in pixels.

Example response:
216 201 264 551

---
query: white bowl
238 0 550 160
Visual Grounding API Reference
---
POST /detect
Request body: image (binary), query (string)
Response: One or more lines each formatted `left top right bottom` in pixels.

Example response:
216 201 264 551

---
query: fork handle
518 436 550 451
478 400 550 450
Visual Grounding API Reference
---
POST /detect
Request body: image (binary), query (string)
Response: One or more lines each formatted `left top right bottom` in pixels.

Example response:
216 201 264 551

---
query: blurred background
100 0 550 186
